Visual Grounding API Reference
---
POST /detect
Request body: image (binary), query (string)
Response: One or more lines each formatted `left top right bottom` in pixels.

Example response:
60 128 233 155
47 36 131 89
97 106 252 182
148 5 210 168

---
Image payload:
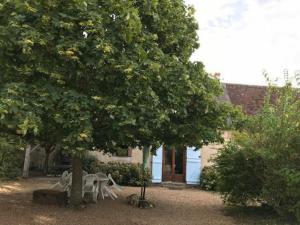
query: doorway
162 146 186 182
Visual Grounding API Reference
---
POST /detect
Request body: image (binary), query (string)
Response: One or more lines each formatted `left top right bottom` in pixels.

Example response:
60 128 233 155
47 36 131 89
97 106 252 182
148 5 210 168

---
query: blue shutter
186 147 201 185
151 146 163 183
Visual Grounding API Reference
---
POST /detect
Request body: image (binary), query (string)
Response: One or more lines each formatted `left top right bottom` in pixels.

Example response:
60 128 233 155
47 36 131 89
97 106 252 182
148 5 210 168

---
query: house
90 83 269 185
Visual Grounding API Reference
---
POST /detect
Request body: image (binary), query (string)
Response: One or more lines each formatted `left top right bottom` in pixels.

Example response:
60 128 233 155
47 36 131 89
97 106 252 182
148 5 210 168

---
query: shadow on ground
224 205 297 225
0 178 289 225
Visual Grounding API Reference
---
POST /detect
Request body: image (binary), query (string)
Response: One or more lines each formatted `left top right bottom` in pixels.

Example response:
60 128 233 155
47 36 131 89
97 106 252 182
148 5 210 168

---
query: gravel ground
0 178 237 225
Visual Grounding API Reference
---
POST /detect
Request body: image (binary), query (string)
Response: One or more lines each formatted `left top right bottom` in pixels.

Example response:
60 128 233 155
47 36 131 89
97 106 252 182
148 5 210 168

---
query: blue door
186 147 201 184
151 146 163 183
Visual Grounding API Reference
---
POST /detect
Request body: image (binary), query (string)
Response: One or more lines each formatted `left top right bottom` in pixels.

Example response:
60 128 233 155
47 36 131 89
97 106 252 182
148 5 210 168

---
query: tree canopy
0 0 232 204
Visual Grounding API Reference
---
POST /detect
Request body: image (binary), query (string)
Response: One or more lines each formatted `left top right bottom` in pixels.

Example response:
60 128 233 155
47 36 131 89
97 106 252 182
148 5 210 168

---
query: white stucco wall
89 147 151 166
201 131 232 168
31 131 232 175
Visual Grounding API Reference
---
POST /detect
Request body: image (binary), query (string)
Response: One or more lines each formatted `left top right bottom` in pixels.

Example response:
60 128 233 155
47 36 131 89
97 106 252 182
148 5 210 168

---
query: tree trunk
22 144 32 178
43 149 50 175
70 157 83 206
23 144 40 178
142 146 150 170
43 146 56 175
140 146 151 200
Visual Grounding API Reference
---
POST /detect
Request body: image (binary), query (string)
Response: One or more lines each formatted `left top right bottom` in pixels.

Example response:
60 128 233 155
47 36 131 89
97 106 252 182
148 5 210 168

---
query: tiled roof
223 83 268 115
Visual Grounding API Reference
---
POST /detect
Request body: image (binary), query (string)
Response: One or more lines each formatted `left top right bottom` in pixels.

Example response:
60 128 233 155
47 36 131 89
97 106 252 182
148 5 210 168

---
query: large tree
0 0 231 205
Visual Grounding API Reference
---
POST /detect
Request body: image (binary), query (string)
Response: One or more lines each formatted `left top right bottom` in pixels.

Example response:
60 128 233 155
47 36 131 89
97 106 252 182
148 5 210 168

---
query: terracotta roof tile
223 83 268 115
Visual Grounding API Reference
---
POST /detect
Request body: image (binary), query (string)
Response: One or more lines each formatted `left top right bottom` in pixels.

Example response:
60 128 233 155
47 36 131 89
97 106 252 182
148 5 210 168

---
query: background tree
0 133 25 179
214 75 300 222
0 0 231 205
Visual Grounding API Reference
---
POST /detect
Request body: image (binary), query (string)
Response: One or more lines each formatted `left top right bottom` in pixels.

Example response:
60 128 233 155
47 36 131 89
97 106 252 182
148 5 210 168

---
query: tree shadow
224 205 297 225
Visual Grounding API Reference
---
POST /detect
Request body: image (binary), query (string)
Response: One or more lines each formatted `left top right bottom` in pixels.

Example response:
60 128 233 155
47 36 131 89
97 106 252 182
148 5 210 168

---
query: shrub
200 166 218 191
262 168 300 220
82 154 151 186
82 154 99 174
0 135 24 179
214 79 300 222
214 142 265 205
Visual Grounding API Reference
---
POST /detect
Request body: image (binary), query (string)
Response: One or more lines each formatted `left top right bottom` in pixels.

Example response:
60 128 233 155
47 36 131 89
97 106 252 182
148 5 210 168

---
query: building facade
91 83 268 184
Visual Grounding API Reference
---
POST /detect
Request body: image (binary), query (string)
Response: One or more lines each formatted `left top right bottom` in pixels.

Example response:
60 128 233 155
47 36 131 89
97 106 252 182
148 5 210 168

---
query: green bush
0 136 24 179
200 166 218 191
82 154 151 186
214 142 265 205
82 154 99 174
214 80 300 222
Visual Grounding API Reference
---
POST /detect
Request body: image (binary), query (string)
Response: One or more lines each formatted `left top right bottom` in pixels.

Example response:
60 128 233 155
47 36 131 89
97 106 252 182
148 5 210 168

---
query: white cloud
185 0 300 85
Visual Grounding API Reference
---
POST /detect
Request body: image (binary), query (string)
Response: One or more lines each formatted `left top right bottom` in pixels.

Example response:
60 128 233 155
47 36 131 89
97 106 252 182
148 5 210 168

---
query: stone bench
33 189 68 206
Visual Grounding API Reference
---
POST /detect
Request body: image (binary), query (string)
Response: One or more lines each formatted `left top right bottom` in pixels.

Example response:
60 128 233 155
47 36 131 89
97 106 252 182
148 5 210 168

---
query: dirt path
0 178 237 225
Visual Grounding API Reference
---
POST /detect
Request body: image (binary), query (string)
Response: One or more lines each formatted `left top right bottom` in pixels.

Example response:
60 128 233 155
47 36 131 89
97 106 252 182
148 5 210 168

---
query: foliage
82 155 151 186
199 166 218 191
214 142 265 204
0 135 25 179
0 0 233 157
98 162 151 186
81 154 99 174
0 0 233 203
214 77 300 222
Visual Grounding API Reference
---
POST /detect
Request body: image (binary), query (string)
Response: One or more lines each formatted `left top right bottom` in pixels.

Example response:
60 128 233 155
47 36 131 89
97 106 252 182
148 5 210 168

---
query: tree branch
30 144 41 153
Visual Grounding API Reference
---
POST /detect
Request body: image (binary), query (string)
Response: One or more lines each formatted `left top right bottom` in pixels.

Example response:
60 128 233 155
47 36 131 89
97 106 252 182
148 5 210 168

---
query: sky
184 0 300 85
